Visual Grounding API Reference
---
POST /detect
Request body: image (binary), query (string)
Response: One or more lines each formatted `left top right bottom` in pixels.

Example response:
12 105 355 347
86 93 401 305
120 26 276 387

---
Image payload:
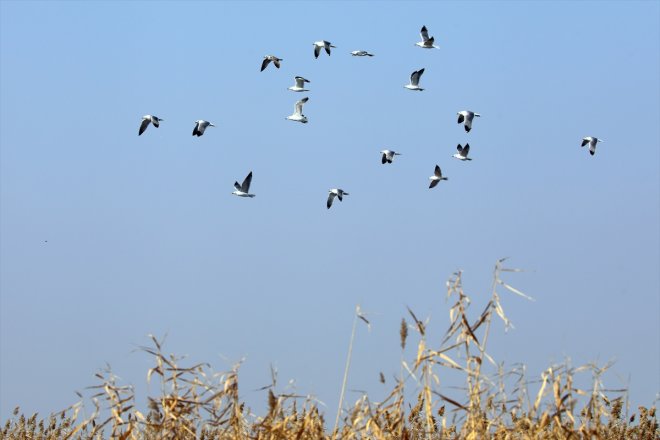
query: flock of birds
137 26 603 209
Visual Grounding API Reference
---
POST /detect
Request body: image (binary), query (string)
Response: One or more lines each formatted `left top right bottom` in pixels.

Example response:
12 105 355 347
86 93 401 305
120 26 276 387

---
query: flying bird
380 149 401 164
286 97 309 123
288 76 310 92
351 50 374 57
261 55 283 71
192 120 215 137
429 165 448 188
138 115 163 136
327 189 349 209
404 68 425 91
415 26 439 49
581 136 603 156
457 111 480 132
232 171 255 198
453 144 472 161
313 40 336 58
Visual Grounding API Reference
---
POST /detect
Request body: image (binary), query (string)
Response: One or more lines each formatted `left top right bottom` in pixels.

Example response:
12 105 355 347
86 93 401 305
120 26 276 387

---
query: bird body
192 120 215 136
453 143 472 161
415 26 439 49
314 40 336 58
288 76 310 92
232 171 255 197
380 149 401 164
286 97 309 123
327 189 349 209
429 165 448 188
405 68 425 91
351 50 374 57
138 115 163 136
457 110 480 132
261 55 283 71
581 136 603 156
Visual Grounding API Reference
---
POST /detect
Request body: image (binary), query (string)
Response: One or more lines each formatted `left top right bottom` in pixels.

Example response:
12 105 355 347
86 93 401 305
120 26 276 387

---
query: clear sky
1 0 658 421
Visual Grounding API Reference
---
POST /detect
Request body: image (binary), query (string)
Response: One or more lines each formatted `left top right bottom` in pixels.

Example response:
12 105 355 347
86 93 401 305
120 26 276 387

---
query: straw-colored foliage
2 259 657 439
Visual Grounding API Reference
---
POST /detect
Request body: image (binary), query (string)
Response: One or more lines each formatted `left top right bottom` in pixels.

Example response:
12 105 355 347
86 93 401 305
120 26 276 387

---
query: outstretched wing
324 42 332 55
434 165 442 178
457 113 465 124
581 138 589 147
295 97 309 115
456 144 463 153
314 45 321 58
429 179 439 189
327 192 335 209
151 117 160 128
295 76 309 88
260 58 271 71
589 143 597 155
381 153 387 164
410 68 424 86
337 191 343 202
192 121 200 136
138 118 150 136
420 26 430 42
274 59 281 68
462 143 470 157
241 171 253 192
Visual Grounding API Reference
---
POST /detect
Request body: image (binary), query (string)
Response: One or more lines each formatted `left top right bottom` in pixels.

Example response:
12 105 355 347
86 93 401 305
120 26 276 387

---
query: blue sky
1 0 658 420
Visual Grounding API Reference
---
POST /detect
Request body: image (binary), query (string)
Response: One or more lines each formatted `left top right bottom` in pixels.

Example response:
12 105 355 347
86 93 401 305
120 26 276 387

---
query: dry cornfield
2 259 658 439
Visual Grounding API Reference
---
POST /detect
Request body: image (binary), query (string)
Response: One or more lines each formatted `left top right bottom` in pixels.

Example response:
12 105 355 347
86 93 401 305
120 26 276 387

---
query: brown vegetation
2 259 658 439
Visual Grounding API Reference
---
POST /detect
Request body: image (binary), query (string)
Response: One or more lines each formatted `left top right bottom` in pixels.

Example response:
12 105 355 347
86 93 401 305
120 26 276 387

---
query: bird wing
324 41 332 55
295 97 308 115
456 144 463 153
198 122 207 135
151 117 160 128
295 76 308 88
234 181 242 191
420 26 430 42
261 58 271 71
410 68 424 86
581 138 589 147
241 171 253 192
589 143 597 155
462 144 470 156
192 121 200 136
327 192 336 209
139 118 150 135
337 190 343 201
274 58 281 68
457 113 465 124
382 153 387 164
429 179 439 189
464 118 472 132
434 165 442 178
314 45 321 58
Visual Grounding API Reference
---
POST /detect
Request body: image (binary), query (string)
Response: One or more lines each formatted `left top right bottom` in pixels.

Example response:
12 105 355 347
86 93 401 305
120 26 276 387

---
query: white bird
232 171 255 198
288 76 310 92
429 165 448 188
327 188 349 209
351 50 374 57
261 55 283 71
581 136 603 156
452 143 472 161
380 149 401 164
138 115 163 136
286 97 309 123
404 68 425 91
313 40 336 58
457 110 480 132
192 120 215 136
415 25 439 49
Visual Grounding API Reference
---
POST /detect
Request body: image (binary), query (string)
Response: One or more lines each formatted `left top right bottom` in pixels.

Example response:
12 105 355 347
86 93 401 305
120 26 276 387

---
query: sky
1 0 659 423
